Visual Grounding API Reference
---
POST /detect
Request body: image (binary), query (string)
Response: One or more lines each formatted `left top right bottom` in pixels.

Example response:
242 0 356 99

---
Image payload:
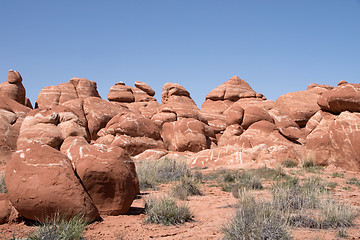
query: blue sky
1 0 359 107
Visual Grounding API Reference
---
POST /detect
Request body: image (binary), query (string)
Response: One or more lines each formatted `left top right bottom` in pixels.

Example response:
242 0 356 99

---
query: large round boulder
5 141 100 222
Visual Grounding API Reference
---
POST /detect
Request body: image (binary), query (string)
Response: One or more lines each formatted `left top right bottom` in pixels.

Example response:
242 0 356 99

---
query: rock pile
1 69 360 224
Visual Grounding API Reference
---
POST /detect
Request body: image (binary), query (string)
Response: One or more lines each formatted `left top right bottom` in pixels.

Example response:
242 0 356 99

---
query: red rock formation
0 97 31 164
317 82 360 114
0 70 26 105
61 137 139 215
274 90 322 127
5 141 100 222
96 112 165 156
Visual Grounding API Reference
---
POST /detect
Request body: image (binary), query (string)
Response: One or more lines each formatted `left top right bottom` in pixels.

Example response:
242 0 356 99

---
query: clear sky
1 0 359 107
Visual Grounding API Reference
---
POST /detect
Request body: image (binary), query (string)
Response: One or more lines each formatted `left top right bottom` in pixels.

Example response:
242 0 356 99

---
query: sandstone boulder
83 97 130 140
224 105 244 126
5 141 99 222
36 77 100 109
0 97 31 164
0 193 11 224
0 70 26 105
317 83 360 114
159 83 205 122
135 81 155 96
108 84 134 102
274 90 321 127
61 137 139 215
241 106 274 129
306 111 360 171
161 118 213 152
96 112 164 156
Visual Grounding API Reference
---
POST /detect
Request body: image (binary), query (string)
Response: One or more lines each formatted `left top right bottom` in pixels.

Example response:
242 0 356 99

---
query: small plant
346 177 360 188
27 214 87 240
144 196 192 225
136 158 190 190
0 172 7 193
248 166 289 180
222 192 291 240
327 181 338 189
336 228 348 238
331 172 344 178
171 176 202 200
281 159 298 168
220 171 263 197
302 159 316 168
302 159 323 173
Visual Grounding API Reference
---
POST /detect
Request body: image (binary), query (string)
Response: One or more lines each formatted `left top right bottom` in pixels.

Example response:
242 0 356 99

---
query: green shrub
136 158 190 190
144 196 192 225
302 159 323 173
222 192 291 240
281 159 298 168
331 172 344 178
0 172 7 193
171 176 202 200
27 214 87 240
248 166 288 180
220 171 263 197
346 177 360 187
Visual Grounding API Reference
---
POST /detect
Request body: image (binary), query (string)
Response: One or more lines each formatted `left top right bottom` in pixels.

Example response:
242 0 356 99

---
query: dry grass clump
171 176 203 200
281 159 298 168
222 192 291 240
223 173 358 239
144 196 192 225
272 177 357 230
136 157 190 190
27 214 87 240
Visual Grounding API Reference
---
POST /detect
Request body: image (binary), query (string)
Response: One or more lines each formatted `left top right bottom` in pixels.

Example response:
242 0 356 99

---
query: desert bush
281 159 298 168
144 196 192 225
136 157 190 190
302 159 323 173
220 171 263 197
171 176 202 200
331 172 344 178
346 177 360 188
319 199 357 228
27 214 87 240
271 177 324 211
0 173 7 193
248 166 288 180
222 192 291 240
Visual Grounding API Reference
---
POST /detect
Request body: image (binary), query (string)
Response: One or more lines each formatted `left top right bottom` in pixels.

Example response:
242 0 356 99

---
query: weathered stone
5 142 100 222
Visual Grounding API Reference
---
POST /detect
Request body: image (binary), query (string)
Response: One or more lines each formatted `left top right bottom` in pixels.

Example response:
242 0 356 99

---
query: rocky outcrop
317 81 360 114
201 76 266 132
274 90 323 128
305 111 360 171
107 81 159 118
96 112 165 156
153 83 215 152
61 137 139 215
35 77 100 109
0 70 26 105
0 97 31 164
